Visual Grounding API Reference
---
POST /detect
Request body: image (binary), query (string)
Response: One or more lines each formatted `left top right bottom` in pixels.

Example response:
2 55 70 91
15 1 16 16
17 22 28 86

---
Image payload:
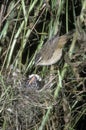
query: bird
35 31 73 66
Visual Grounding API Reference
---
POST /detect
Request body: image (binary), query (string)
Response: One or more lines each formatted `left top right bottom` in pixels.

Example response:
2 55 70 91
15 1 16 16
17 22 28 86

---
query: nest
0 69 58 130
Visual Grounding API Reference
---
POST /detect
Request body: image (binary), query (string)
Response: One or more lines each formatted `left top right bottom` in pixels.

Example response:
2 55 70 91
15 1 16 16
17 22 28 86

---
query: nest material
0 69 58 130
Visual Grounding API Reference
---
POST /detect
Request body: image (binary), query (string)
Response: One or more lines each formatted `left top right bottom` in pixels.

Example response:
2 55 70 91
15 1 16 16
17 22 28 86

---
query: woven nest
0 69 58 130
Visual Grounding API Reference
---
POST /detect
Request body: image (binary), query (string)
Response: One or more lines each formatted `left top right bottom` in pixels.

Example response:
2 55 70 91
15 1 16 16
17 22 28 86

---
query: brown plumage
35 31 74 66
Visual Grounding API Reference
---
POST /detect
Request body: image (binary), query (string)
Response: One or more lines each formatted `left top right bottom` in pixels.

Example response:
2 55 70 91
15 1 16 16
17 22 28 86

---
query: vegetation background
0 0 86 130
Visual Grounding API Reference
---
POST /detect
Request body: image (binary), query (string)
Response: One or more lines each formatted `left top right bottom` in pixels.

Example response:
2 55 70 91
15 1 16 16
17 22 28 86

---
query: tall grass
0 0 86 130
